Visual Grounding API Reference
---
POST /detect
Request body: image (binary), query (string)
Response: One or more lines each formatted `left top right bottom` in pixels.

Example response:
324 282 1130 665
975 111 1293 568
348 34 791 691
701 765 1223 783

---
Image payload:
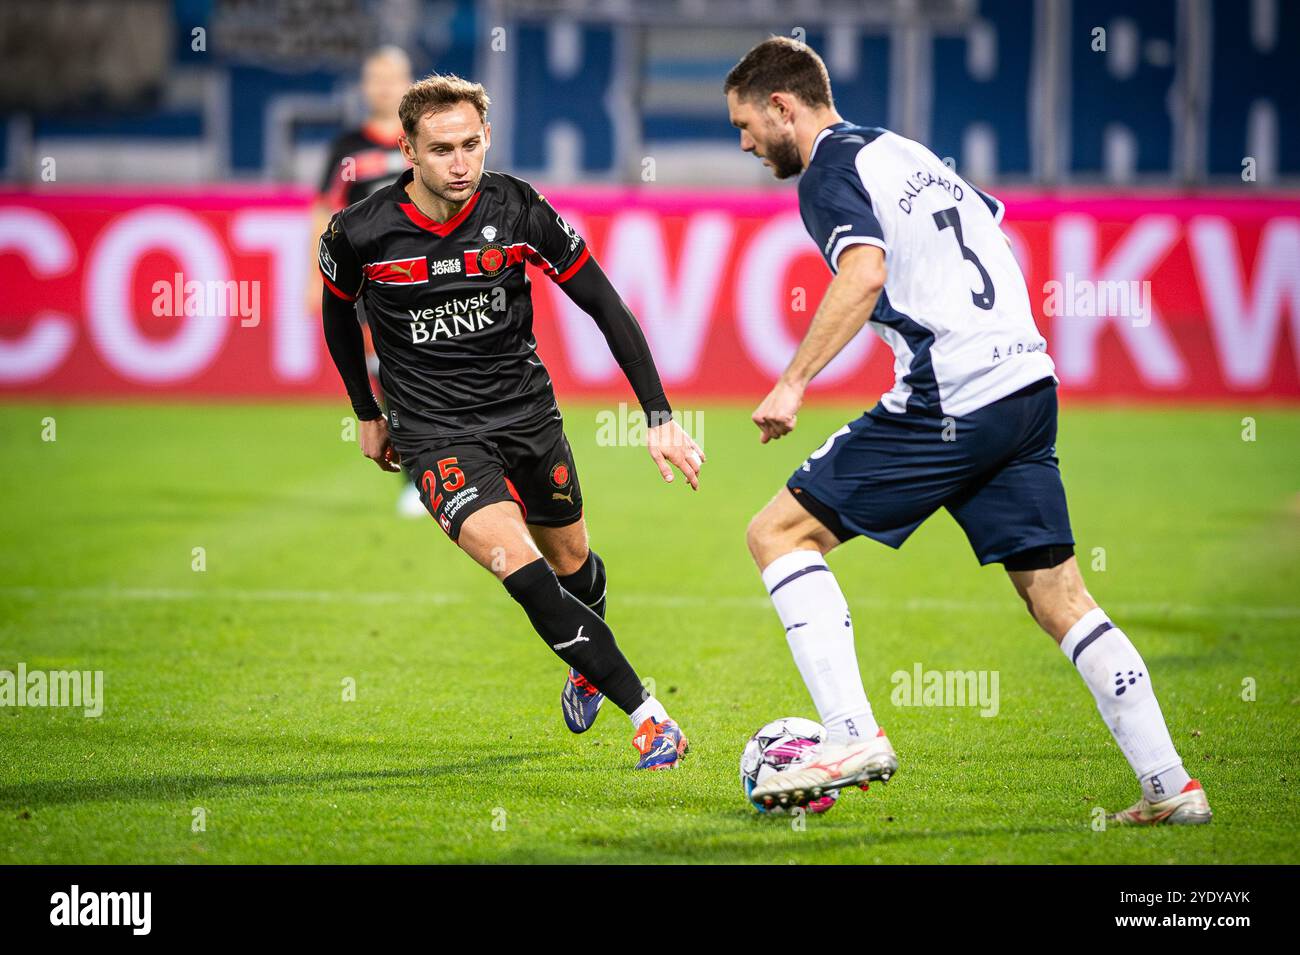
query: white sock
761 550 879 745
630 696 667 728
1060 608 1190 800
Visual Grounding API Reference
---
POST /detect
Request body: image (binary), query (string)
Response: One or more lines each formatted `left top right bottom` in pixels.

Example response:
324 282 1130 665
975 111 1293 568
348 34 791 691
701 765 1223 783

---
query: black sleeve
318 212 364 301
522 188 589 281
558 255 672 424
321 291 382 421
318 212 380 420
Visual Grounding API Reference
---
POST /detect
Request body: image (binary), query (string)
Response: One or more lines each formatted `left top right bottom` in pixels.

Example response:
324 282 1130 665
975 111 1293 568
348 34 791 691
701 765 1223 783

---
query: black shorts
401 411 583 540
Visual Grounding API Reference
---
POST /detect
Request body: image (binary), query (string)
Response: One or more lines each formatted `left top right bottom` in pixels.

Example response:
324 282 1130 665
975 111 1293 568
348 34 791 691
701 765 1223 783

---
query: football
740 716 839 814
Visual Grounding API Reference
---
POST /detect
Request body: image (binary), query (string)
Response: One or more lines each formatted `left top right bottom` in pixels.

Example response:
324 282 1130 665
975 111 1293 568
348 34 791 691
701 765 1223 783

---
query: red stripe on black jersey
463 242 528 277
320 272 357 302
554 246 590 283
363 256 429 284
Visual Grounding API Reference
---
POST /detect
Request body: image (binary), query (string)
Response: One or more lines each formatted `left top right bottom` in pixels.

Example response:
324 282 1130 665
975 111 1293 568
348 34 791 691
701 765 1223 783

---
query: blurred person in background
309 45 423 516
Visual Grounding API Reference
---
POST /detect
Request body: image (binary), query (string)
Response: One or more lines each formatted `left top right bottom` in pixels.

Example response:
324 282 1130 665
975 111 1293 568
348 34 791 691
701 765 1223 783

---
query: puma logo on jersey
552 626 588 651
364 257 429 284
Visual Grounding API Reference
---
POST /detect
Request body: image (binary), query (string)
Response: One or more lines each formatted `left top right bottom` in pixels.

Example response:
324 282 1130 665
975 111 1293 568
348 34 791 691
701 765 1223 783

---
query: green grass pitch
1 400 1296 864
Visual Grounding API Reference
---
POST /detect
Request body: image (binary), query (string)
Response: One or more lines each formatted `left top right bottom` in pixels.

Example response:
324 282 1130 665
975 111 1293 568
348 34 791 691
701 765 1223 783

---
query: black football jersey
317 125 409 210
318 167 590 445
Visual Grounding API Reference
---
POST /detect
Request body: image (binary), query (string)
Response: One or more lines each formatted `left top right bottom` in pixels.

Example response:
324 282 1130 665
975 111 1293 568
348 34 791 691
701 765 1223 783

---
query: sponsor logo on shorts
442 486 480 521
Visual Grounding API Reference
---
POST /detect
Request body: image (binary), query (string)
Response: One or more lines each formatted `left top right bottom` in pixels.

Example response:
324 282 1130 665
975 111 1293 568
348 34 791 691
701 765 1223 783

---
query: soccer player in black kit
318 74 702 770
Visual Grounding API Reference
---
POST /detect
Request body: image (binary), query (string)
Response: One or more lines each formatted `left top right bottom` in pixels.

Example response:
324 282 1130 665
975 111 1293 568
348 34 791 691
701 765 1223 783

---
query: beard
419 167 480 203
764 130 804 179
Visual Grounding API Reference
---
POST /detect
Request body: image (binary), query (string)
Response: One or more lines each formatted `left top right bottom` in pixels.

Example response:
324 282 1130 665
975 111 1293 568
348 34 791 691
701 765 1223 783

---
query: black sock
556 549 607 619
503 558 643 713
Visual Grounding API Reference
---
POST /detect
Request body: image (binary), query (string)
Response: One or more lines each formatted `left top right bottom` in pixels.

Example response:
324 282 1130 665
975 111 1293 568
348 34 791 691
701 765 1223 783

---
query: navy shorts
786 378 1073 565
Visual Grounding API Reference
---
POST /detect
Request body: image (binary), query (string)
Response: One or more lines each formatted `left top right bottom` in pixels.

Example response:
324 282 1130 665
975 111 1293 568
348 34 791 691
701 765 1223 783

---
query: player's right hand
359 416 401 472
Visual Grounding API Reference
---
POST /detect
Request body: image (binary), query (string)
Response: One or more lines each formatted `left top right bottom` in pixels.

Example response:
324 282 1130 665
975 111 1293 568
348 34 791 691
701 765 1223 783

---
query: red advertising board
1 187 1297 402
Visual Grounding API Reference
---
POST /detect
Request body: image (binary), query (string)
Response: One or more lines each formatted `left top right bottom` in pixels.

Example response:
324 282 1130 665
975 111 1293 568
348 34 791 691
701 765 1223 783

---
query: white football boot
750 726 898 810
1107 779 1213 826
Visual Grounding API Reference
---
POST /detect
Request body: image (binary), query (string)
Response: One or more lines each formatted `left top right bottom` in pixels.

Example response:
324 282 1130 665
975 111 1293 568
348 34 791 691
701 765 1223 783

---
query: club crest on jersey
463 241 530 277
363 256 429 285
550 462 570 488
476 243 508 276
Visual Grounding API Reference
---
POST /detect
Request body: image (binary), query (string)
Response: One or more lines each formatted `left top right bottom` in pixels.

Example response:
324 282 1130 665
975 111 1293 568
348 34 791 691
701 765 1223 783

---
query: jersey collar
807 121 854 166
395 169 482 236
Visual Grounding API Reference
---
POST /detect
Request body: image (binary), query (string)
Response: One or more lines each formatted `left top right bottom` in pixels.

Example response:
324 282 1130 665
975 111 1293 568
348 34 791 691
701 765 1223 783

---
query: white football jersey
798 122 1055 417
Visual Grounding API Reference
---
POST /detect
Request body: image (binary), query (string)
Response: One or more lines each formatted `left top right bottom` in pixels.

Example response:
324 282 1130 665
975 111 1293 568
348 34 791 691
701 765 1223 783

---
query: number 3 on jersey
933 207 995 311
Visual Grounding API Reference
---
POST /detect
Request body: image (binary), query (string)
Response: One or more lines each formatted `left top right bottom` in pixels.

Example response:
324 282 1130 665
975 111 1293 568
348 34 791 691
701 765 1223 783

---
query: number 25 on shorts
421 456 465 532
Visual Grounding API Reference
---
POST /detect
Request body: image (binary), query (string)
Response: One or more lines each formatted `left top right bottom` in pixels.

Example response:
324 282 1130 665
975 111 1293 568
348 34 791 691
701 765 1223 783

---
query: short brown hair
724 36 833 109
399 73 491 139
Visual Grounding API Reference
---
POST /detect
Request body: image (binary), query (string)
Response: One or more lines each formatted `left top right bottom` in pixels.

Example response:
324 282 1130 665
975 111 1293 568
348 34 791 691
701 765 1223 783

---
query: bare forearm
782 274 880 388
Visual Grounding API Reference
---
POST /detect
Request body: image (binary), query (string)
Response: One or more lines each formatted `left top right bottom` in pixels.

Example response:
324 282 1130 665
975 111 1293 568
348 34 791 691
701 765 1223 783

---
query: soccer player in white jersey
723 37 1211 826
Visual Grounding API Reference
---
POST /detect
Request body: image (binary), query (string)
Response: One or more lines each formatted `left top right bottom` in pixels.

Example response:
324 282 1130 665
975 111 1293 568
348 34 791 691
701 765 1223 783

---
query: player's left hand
647 417 706 490
752 378 804 443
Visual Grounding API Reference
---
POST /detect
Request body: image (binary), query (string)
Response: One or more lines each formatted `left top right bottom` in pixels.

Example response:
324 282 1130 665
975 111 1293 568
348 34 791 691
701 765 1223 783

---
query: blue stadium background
0 0 1295 188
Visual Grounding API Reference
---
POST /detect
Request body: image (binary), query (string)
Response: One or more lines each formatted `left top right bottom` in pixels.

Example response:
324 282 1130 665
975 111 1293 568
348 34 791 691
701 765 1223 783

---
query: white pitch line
0 586 1297 620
